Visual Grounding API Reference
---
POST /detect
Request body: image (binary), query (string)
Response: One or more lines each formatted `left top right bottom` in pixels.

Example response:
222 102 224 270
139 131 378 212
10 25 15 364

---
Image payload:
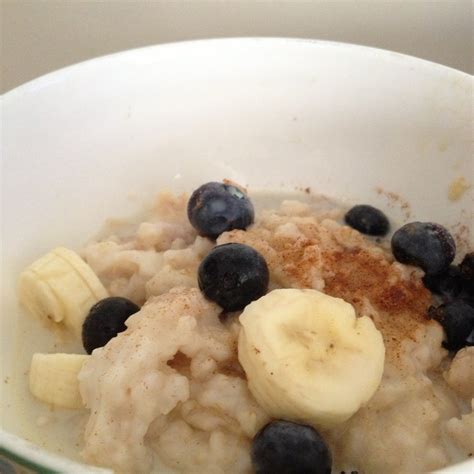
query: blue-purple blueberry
187 182 254 239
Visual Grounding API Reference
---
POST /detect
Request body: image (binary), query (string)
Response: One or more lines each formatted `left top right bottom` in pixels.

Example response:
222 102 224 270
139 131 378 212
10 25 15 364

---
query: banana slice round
29 353 89 409
18 247 108 337
238 288 385 428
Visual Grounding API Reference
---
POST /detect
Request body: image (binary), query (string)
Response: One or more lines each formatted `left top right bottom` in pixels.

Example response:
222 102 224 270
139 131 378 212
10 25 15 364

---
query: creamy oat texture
79 192 473 473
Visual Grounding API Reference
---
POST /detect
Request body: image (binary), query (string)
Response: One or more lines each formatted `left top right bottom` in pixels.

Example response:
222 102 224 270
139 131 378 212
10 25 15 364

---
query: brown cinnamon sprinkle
322 248 431 359
273 235 321 288
222 214 433 364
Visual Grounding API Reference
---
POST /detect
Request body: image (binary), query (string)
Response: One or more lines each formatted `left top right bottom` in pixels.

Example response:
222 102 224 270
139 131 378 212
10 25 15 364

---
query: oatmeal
79 288 266 473
18 186 473 474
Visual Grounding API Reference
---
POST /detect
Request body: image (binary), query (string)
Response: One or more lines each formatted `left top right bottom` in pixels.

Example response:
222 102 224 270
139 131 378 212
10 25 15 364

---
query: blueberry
466 328 474 346
344 205 390 236
82 297 140 354
391 222 455 275
422 265 465 301
423 262 474 306
187 182 254 239
460 252 474 283
429 300 474 352
198 243 269 311
251 420 332 474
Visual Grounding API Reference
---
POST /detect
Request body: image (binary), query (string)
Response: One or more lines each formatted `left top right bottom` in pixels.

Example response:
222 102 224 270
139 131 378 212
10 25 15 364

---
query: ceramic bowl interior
1 38 472 473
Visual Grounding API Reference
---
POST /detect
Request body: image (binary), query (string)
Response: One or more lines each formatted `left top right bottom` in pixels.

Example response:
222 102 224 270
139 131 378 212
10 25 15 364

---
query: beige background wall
1 0 473 94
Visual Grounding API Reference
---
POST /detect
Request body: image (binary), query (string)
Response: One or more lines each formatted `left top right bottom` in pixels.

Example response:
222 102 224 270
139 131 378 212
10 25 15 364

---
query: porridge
17 183 474 473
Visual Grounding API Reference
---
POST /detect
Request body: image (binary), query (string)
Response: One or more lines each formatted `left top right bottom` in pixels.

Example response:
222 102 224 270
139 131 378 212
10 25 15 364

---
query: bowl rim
0 429 111 473
2 36 471 101
1 37 472 473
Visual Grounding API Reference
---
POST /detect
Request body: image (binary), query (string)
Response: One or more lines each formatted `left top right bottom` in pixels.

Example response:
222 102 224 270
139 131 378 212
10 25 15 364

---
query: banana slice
238 288 385 428
29 353 89 409
18 247 108 337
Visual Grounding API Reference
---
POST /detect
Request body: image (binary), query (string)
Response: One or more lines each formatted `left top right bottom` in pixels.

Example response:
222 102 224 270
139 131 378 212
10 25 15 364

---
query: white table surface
1 0 473 94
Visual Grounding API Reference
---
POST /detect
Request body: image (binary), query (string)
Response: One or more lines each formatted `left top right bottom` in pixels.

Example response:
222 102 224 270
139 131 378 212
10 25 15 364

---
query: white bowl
1 38 472 473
